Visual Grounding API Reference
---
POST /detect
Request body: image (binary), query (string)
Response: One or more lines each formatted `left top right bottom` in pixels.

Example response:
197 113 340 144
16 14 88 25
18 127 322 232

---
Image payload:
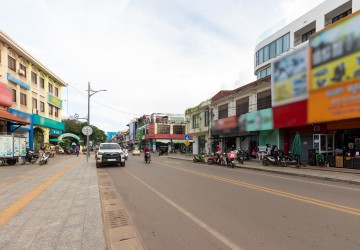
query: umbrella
291 132 302 167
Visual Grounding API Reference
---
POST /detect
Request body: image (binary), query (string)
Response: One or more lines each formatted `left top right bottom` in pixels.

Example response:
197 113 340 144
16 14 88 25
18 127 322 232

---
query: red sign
273 100 307 128
0 82 13 107
216 116 238 131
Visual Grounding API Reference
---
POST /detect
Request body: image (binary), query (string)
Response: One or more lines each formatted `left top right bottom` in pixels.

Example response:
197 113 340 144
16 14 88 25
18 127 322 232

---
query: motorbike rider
215 144 222 163
144 146 150 161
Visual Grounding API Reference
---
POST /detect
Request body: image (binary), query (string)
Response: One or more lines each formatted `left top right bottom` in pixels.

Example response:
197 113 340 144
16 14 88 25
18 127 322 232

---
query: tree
62 118 107 146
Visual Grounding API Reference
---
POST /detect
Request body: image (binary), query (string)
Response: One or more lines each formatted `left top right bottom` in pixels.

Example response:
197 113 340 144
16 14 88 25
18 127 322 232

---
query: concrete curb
167 156 360 185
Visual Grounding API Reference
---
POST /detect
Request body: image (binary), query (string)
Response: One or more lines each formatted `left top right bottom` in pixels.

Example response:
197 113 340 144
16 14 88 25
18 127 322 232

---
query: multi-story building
254 0 360 168
0 30 67 150
138 113 189 153
254 0 360 80
185 100 211 155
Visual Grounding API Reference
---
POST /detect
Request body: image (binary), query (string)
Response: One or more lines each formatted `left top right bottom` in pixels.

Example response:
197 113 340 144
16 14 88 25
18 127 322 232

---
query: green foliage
62 118 107 146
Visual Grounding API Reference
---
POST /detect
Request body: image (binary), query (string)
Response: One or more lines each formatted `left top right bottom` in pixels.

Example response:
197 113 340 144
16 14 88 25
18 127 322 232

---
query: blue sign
50 129 62 135
184 134 190 140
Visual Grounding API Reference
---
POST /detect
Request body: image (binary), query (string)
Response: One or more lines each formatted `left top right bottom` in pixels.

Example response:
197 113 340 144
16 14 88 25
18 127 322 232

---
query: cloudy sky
0 0 324 133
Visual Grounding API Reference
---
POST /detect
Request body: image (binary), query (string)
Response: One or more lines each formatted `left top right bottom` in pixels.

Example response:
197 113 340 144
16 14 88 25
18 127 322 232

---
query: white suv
96 143 125 168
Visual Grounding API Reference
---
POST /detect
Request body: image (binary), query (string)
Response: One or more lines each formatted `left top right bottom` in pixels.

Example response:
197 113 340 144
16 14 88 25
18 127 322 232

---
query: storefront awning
172 139 193 143
0 109 29 125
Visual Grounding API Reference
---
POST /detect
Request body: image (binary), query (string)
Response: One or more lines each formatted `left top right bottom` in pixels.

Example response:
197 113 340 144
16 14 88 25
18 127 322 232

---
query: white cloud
0 0 305 132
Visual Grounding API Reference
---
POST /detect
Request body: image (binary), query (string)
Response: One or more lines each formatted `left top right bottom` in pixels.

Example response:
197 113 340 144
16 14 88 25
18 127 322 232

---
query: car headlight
97 152 104 155
120 152 124 156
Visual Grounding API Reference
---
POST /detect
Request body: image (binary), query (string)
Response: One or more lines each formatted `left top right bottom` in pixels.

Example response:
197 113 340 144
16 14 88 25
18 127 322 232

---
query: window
54 107 59 118
20 93 27 106
255 33 290 66
192 114 200 129
302 28 316 43
39 77 45 89
32 98 37 109
49 105 53 116
19 63 27 78
48 83 53 93
12 89 16 102
276 38 283 56
40 101 45 112
332 9 352 23
31 72 37 85
8 56 16 71
236 97 249 116
54 87 59 97
218 104 228 119
204 110 209 127
157 124 170 134
257 89 271 110
173 125 185 134
283 33 290 52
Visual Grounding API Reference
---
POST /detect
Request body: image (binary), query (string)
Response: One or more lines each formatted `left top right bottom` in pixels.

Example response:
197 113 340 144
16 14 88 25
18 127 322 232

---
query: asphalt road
105 154 360 250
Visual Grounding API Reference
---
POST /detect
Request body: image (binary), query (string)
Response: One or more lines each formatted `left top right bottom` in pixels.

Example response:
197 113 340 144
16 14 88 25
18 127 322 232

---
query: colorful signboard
0 82 13 107
308 10 360 123
272 44 308 107
241 108 273 132
47 93 62 109
32 114 65 131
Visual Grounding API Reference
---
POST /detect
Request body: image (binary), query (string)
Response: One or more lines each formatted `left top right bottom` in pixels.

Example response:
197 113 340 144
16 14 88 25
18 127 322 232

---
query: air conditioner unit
18 68 25 76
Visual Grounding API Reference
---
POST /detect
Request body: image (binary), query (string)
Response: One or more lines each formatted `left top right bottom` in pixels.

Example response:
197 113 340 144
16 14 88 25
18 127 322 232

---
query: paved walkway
0 154 105 250
167 154 360 185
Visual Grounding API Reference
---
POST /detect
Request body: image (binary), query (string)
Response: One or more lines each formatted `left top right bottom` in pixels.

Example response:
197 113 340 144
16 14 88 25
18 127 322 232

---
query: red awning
0 110 29 124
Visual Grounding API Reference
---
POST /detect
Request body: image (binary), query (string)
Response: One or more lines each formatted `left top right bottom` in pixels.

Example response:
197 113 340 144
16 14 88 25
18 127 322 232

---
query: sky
0 0 324 133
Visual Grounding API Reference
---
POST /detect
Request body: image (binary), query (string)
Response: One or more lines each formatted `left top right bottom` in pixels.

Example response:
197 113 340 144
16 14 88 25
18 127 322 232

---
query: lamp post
86 82 106 162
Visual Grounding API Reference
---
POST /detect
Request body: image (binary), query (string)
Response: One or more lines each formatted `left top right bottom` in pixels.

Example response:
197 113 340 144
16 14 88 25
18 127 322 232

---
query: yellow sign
308 10 360 123
184 140 190 146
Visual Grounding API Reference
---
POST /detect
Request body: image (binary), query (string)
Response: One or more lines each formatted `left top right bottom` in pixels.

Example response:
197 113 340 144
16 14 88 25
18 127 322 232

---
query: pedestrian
266 144 271 155
75 145 80 156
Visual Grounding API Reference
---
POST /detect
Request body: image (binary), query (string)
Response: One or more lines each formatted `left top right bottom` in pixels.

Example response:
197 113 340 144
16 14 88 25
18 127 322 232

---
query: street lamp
87 82 106 162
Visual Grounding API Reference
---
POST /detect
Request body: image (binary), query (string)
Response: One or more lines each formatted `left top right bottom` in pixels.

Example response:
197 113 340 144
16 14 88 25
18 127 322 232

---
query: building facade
0 31 67 150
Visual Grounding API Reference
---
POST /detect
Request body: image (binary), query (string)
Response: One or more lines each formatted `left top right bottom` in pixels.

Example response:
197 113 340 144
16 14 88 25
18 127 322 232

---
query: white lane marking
126 170 242 250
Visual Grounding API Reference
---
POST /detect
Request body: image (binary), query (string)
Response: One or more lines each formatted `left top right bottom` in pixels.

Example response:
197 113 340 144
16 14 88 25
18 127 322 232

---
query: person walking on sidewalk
75 145 80 156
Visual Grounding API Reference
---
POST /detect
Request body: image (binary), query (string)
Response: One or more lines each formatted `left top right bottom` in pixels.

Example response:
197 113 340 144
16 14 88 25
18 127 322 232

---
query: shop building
0 30 67 150
185 100 211 155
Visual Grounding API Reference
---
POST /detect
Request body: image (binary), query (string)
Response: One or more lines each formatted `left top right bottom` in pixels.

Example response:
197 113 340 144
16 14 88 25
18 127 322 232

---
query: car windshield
100 144 120 150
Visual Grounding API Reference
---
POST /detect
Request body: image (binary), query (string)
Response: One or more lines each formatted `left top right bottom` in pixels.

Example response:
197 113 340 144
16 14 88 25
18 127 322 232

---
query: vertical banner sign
308 10 360 123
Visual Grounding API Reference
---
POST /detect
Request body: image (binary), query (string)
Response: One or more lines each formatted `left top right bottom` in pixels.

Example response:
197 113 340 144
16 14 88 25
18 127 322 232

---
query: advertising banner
308 10 360 123
241 108 273 132
272 44 308 107
0 135 13 157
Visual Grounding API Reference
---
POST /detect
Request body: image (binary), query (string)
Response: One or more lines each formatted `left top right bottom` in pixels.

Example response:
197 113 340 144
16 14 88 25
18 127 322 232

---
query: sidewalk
0 154 105 250
167 154 360 185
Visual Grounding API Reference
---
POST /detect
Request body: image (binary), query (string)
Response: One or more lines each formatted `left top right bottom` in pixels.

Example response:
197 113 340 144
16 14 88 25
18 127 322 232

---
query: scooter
225 151 236 168
193 154 206 163
207 153 226 166
39 151 50 165
144 152 151 164
21 149 40 165
262 152 287 167
123 149 129 160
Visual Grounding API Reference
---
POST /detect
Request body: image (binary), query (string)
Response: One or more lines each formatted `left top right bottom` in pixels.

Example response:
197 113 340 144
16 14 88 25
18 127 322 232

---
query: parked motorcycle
193 154 206 163
225 151 236 168
21 149 40 165
236 148 251 164
281 150 303 167
144 152 151 164
39 151 50 165
262 152 287 167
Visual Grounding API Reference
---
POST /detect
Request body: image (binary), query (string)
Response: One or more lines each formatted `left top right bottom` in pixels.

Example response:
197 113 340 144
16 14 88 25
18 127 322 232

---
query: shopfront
327 118 360 169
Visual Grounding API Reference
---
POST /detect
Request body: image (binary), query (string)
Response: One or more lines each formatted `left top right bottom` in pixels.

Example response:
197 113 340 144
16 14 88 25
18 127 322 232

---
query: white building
254 0 360 79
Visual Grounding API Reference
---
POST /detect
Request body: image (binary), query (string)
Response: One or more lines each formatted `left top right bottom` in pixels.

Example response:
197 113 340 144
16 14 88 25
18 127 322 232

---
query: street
107 155 360 250
1 154 360 250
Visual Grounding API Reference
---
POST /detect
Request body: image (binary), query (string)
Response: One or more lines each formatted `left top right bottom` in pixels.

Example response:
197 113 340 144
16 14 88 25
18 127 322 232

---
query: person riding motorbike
215 144 222 163
144 146 151 161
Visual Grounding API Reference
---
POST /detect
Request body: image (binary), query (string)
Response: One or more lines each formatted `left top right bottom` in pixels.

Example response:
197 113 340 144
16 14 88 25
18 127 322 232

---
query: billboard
308 10 360 123
272 44 308 107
